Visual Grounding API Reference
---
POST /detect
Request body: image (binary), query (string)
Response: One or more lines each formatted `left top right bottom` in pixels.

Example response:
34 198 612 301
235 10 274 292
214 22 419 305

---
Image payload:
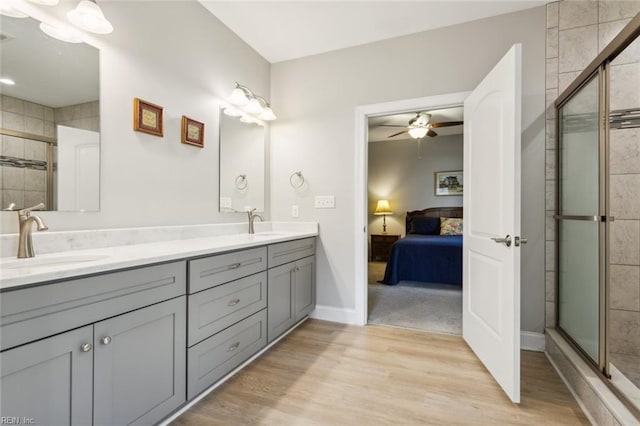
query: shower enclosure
555 18 640 413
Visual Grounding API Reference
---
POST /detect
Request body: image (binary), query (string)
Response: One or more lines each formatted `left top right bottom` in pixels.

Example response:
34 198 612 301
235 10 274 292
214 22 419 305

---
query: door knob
514 236 528 247
491 235 512 247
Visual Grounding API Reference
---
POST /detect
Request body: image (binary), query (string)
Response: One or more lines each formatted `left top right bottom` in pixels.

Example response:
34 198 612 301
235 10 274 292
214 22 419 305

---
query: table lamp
373 199 393 234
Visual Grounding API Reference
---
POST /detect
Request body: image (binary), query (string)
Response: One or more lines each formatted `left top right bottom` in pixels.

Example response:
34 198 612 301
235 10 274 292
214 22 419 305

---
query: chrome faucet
246 208 264 234
17 203 48 258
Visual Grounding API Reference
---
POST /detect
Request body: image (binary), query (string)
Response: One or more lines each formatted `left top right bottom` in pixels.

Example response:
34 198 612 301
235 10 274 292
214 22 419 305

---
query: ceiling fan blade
427 129 438 137
377 124 407 128
430 121 463 128
387 130 407 138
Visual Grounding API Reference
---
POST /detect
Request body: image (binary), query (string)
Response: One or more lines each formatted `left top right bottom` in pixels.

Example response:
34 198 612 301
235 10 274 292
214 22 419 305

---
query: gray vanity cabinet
267 238 316 343
0 325 94 425
93 296 186 426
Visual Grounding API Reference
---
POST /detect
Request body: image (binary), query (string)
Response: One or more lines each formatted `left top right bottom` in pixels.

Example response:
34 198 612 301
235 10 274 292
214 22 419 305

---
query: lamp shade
374 199 392 215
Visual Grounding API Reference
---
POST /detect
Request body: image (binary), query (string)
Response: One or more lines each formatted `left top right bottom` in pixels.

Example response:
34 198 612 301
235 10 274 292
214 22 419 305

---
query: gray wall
368 135 463 237
0 1 270 232
271 7 546 332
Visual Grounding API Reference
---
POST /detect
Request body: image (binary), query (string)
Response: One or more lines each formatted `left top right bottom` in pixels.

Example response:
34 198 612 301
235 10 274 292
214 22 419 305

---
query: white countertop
0 224 317 290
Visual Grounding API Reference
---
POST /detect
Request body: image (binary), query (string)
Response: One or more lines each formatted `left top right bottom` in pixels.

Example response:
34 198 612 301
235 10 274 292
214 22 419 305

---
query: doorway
365 107 464 335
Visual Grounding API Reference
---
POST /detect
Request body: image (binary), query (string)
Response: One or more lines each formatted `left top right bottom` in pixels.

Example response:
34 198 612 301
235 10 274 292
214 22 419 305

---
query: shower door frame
554 13 640 417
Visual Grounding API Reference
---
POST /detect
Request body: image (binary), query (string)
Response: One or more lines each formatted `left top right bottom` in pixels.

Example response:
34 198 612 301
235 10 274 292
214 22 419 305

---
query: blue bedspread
381 234 462 285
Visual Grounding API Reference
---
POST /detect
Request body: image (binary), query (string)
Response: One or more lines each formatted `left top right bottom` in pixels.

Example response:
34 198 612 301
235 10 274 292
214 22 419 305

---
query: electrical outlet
314 195 335 209
291 205 299 217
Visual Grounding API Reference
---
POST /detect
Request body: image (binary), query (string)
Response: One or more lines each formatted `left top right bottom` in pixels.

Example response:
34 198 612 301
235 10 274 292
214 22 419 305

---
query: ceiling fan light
408 127 428 139
67 0 113 35
39 22 83 43
259 106 276 121
244 97 263 114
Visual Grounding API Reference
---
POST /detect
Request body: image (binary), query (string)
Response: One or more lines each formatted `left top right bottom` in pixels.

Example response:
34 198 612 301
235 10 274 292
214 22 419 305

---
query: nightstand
370 234 400 261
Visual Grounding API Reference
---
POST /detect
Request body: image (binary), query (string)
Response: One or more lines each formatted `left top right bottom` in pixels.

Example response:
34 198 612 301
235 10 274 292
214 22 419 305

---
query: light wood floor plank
172 320 589 425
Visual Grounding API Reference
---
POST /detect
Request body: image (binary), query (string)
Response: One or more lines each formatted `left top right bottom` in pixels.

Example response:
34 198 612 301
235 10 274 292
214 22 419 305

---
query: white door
463 44 522 403
57 125 100 211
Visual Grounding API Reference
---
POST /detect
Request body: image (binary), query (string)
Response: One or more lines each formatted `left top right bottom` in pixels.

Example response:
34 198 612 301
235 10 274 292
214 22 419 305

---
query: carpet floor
367 261 462 335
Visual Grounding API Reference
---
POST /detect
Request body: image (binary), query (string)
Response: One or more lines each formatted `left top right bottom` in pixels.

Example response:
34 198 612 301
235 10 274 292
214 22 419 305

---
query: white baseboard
310 305 359 324
521 331 545 352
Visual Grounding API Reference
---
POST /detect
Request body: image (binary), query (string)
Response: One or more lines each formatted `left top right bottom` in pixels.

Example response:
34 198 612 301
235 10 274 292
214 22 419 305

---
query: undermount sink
0 254 110 270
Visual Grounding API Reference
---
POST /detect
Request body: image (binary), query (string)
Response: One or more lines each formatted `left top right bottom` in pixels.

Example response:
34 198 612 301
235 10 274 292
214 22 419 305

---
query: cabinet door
267 262 296 342
294 256 316 321
93 297 186 426
0 325 93 425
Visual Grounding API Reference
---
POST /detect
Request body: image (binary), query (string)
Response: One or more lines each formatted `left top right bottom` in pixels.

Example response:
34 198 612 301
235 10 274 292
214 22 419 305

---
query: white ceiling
200 1 547 63
368 106 463 142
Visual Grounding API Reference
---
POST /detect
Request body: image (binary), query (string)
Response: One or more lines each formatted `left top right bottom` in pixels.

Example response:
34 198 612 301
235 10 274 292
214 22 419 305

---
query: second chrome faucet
17 203 48 258
246 208 263 234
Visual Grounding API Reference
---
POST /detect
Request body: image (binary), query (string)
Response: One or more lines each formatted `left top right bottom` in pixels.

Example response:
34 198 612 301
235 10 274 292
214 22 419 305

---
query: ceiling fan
380 112 463 139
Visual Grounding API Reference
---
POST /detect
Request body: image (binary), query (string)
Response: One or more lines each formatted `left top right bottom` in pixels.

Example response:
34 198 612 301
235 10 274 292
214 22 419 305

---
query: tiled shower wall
0 95 99 209
546 0 640 365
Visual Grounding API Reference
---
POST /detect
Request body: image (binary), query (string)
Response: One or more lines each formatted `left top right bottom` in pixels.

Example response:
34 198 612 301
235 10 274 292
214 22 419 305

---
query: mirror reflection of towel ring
235 174 248 190
289 171 304 189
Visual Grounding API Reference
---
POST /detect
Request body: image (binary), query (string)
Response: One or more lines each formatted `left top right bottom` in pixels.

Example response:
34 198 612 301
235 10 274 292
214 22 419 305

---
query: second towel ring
235 174 248 190
289 171 305 189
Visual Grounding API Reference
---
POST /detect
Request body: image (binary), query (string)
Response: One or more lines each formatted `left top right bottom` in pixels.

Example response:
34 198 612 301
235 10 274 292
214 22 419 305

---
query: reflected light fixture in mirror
39 22 83 43
27 0 59 5
0 3 28 18
67 0 113 34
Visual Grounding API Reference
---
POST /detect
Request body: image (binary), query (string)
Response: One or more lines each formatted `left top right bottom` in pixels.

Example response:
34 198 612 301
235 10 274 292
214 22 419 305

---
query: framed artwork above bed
435 170 463 196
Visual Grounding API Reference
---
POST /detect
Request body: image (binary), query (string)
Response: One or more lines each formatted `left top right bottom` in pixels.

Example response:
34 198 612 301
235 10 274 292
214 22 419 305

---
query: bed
381 207 463 286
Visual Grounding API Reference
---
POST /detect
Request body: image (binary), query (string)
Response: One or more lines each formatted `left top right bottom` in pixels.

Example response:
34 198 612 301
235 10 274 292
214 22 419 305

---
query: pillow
440 217 463 235
408 216 440 235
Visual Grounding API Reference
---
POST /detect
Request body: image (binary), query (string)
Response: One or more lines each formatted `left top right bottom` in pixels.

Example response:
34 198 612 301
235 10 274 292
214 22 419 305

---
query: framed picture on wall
133 98 164 137
435 170 463 196
181 116 205 148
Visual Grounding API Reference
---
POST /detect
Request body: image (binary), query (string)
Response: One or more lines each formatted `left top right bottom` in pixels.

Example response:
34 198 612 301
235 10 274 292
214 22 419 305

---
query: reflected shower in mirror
219 108 265 212
0 15 100 212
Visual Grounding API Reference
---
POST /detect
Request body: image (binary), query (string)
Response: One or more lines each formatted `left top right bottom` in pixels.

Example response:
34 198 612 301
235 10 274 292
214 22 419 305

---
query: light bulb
40 22 83 43
244 98 263 114
408 127 428 139
223 107 242 117
67 0 113 35
240 115 256 124
229 87 249 106
259 107 277 121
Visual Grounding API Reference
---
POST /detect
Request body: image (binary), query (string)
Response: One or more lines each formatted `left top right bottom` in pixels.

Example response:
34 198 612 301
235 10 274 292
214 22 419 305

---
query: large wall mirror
219 109 265 212
0 15 100 212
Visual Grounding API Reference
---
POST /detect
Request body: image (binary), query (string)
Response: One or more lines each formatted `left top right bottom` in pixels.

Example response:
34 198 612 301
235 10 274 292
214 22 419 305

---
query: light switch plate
291 205 299 217
314 195 335 209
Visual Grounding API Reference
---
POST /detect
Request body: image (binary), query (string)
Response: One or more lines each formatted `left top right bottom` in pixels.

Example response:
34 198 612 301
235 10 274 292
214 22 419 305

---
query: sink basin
0 254 110 270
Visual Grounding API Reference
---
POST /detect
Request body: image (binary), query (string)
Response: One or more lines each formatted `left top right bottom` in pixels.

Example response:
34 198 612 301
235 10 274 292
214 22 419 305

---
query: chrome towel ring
289 171 304 189
235 174 248 190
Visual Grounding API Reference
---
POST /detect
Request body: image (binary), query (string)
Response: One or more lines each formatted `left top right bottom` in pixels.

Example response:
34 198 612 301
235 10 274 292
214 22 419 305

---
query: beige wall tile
610 175 640 220
24 117 44 136
546 240 556 271
547 27 559 59
24 169 46 192
546 88 558 119
612 34 640 66
44 122 56 138
1 96 24 115
547 2 560 28
2 167 24 190
559 25 598 72
3 189 24 209
559 0 598 29
2 112 25 132
546 149 557 180
546 300 556 327
610 265 640 311
610 128 640 174
609 62 640 111
546 57 559 89
599 0 640 22
23 140 47 162
546 210 557 241
2 136 24 158
558 71 582 93
609 309 640 355
546 180 556 211
24 190 46 208
610 220 640 265
546 271 557 302
546 119 556 149
599 18 631 52
43 106 54 122
24 102 44 120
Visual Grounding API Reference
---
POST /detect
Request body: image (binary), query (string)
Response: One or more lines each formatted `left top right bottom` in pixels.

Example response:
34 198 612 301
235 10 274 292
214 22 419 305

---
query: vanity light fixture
223 106 243 117
39 22 83 43
229 82 277 121
67 0 113 35
0 3 28 18
27 0 59 5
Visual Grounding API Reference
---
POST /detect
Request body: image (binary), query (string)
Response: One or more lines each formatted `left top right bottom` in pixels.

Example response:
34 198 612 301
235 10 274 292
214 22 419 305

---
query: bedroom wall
368 134 463 238
270 6 546 332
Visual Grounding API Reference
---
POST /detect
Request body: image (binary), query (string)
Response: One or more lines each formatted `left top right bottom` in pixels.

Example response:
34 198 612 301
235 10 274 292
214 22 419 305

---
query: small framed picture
133 98 163 137
181 116 205 148
435 170 464 196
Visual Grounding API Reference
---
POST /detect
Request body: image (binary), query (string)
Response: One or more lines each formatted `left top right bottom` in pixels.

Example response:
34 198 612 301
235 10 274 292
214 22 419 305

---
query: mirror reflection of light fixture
67 0 113 35
374 199 393 234
39 22 83 43
27 0 59 5
229 82 277 121
0 3 28 18
408 126 428 139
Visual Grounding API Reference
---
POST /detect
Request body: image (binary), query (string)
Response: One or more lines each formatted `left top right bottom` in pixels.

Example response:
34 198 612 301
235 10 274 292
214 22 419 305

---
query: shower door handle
491 235 512 247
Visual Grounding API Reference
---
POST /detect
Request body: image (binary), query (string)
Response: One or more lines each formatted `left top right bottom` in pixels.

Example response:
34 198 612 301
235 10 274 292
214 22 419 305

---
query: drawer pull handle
227 298 241 306
230 263 241 269
100 336 112 345
227 342 240 352
80 343 92 352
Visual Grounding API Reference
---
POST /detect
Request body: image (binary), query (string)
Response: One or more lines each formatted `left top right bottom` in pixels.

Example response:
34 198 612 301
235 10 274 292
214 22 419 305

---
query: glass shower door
557 74 602 364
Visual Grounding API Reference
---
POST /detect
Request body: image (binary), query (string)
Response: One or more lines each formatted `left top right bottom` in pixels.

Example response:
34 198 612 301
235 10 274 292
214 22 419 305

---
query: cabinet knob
227 342 240 352
230 263 241 269
101 336 112 345
227 298 241 307
80 343 92 352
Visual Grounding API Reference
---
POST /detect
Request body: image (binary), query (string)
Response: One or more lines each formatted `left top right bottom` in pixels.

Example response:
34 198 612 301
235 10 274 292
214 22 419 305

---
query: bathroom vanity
0 223 317 425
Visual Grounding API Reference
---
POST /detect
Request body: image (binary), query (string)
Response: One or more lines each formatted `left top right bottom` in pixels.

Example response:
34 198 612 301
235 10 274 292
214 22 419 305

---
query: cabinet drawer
188 272 267 347
189 247 267 294
267 238 315 268
0 261 186 351
187 309 267 400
